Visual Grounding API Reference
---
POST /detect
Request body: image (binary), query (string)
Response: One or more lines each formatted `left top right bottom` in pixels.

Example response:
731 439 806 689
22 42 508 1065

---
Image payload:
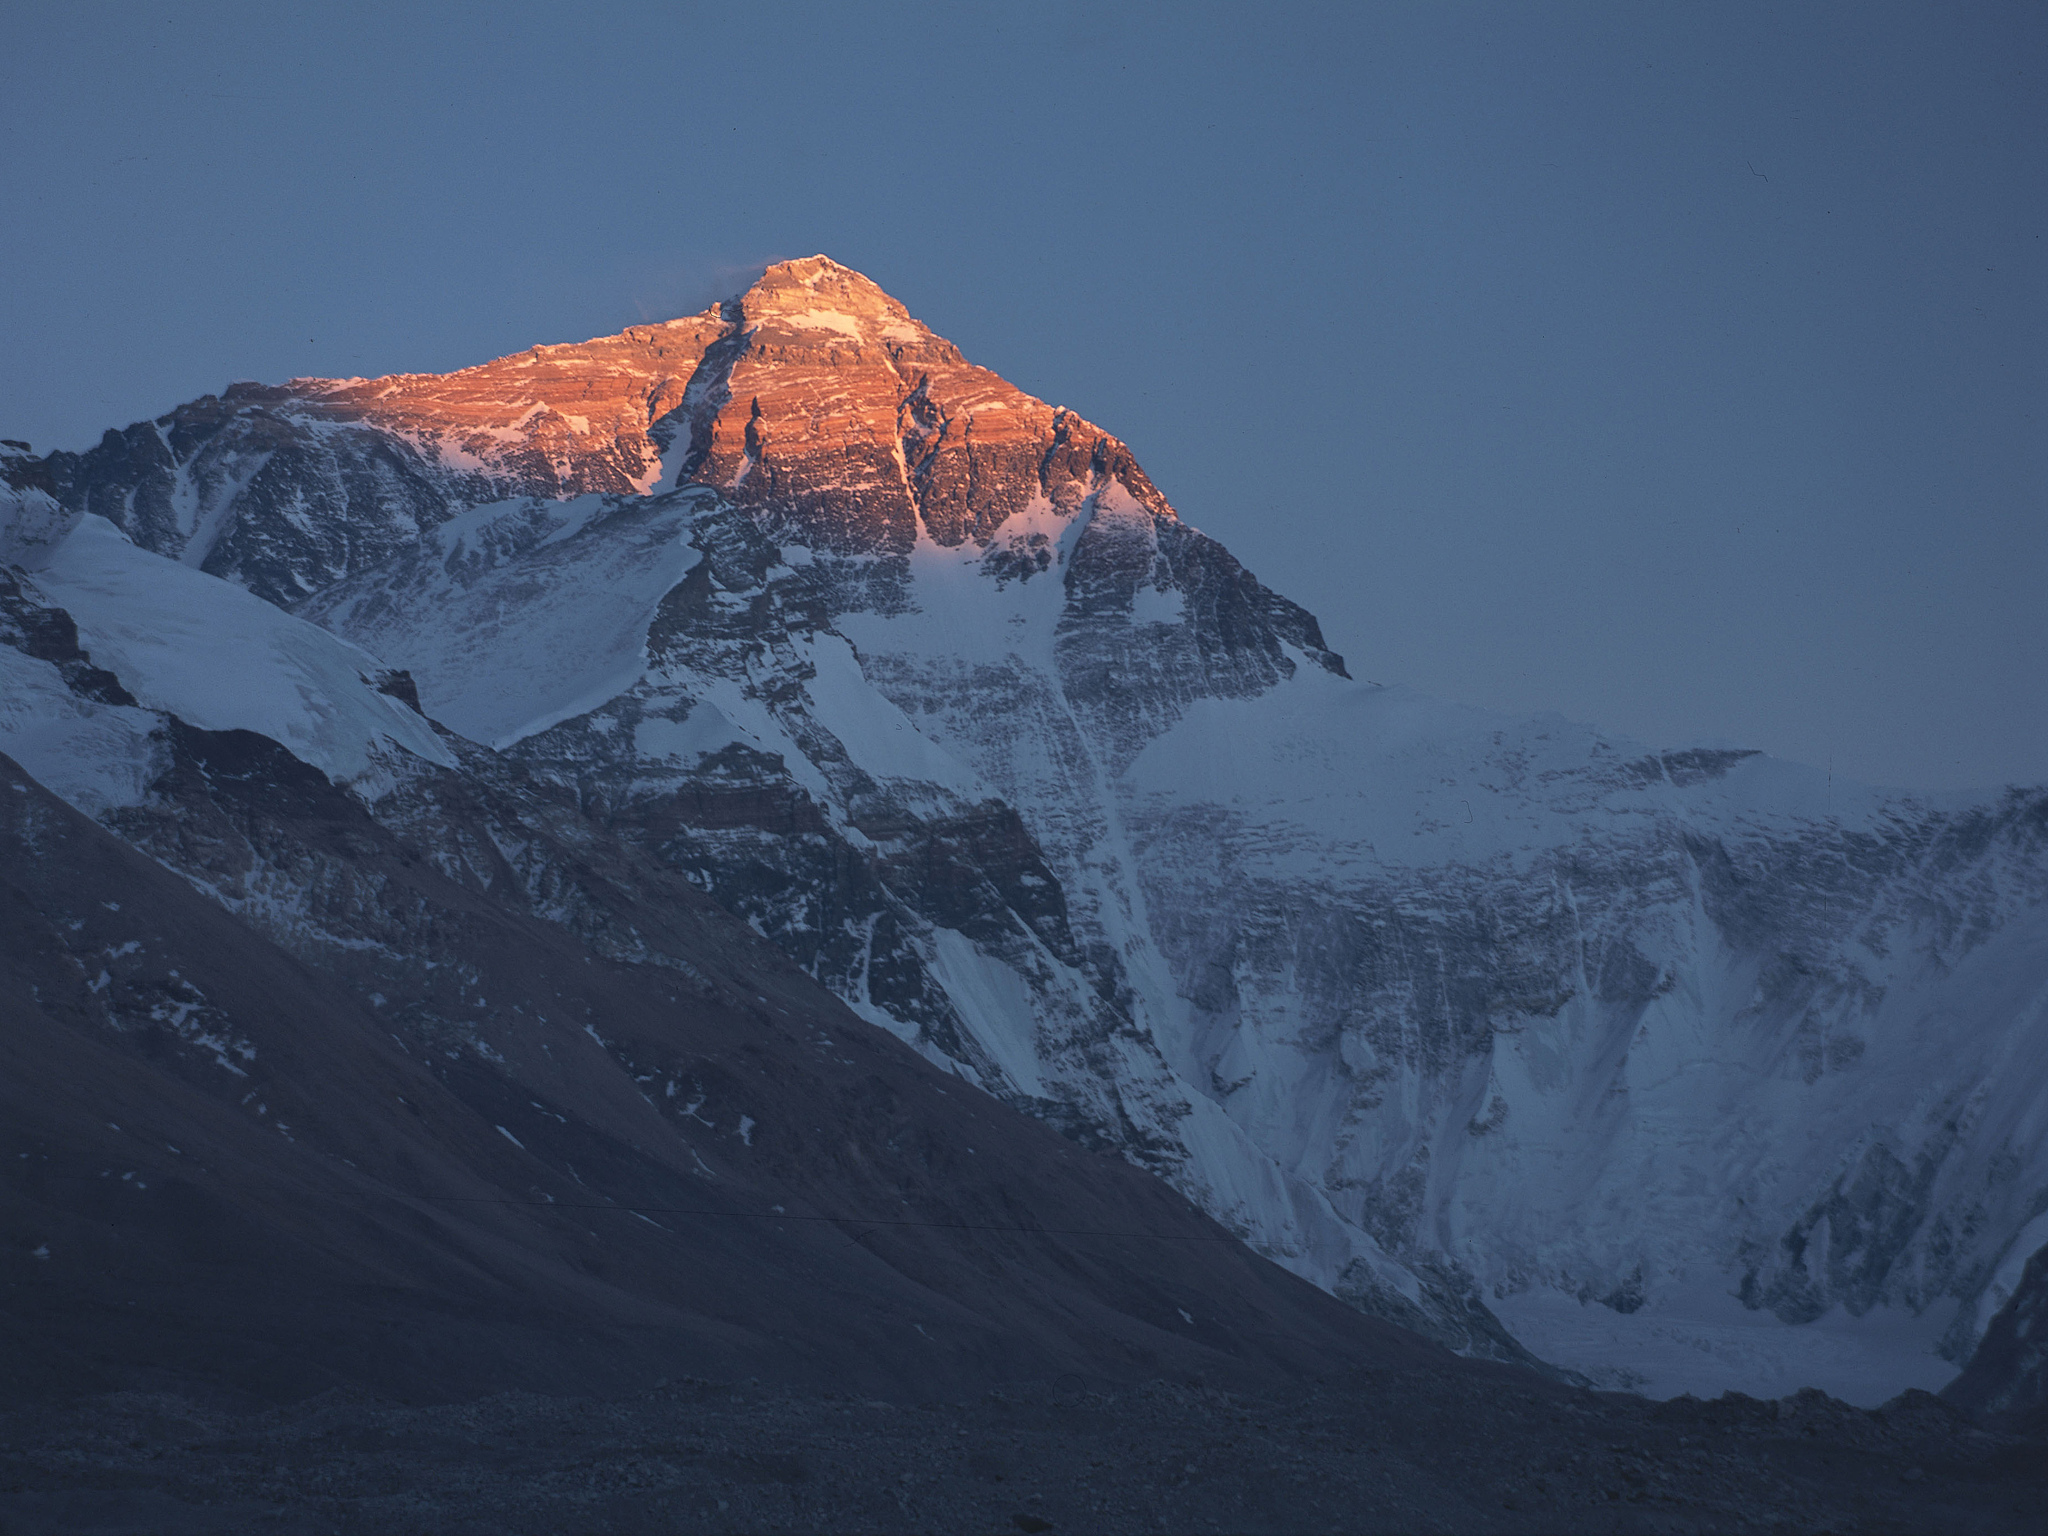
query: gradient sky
4 2 2042 791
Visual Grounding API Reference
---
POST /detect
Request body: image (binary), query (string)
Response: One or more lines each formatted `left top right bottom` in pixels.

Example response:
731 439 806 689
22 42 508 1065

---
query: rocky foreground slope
4 257 2045 1413
8 1368 2044 1535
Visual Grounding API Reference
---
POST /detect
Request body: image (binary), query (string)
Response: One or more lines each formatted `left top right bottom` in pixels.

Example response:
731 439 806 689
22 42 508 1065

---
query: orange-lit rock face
297 313 730 499
32 258 1181 603
670 257 1171 554
301 255 1173 553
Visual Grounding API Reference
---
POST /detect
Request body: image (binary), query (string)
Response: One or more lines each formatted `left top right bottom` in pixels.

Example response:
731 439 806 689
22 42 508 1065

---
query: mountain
6 257 2045 1408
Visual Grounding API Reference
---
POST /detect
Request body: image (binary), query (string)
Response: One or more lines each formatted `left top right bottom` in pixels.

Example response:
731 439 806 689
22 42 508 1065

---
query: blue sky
3 1 2041 790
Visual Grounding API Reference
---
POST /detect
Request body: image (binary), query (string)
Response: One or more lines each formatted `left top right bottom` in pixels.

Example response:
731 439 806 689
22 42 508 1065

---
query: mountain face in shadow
2 734 1444 1405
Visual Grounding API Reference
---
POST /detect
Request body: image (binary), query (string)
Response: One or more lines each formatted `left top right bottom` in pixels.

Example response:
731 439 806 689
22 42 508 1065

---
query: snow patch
1130 583 1185 626
301 492 705 749
1492 1286 1962 1406
32 517 455 786
0 645 161 816
777 308 867 339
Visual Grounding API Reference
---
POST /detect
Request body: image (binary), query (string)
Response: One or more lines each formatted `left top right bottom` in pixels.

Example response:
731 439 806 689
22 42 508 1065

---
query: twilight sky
3 1 2041 791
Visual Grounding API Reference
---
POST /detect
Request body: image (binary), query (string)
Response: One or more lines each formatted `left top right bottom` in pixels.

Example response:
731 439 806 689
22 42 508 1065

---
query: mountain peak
713 255 943 367
20 258 1176 587
738 255 908 325
664 254 1177 553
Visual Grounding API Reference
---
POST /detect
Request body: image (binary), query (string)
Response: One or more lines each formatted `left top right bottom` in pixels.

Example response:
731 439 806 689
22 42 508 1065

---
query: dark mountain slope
0 747 1443 1408
1944 1248 2048 1432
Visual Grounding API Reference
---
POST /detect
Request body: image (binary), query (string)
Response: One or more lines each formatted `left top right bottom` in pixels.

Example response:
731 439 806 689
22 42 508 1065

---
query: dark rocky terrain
1944 1246 2048 1437
1 1372 2042 1535
0 743 1449 1407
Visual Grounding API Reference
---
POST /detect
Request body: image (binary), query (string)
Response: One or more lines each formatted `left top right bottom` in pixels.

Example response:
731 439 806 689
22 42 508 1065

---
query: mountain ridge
9 258 1212 599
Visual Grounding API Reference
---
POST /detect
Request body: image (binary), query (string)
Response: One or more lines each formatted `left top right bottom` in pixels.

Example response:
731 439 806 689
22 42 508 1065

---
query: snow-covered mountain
7 258 2044 1404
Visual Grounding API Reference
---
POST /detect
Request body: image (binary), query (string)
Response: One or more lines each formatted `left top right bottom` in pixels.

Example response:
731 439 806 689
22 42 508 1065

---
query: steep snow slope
14 257 2046 1401
25 516 454 790
1118 675 2048 1398
0 639 159 819
300 491 712 750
